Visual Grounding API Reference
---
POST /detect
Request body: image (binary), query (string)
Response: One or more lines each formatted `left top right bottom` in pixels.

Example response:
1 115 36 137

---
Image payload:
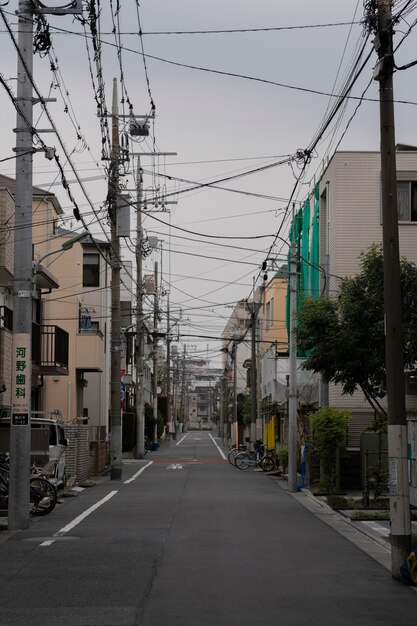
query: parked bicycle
227 444 247 466
234 440 271 471
0 453 57 516
262 448 278 472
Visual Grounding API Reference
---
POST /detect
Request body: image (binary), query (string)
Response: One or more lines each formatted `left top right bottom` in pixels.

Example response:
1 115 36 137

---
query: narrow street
0 431 416 626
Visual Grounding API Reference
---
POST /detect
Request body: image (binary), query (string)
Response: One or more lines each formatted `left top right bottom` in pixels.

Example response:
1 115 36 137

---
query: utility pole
179 345 186 426
9 0 34 530
250 288 258 446
374 0 411 578
9 0 82 530
166 294 172 436
110 78 122 480
134 161 145 458
233 339 238 449
288 203 298 493
152 261 159 443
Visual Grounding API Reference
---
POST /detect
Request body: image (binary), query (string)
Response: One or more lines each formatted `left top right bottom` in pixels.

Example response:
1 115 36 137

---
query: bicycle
261 448 278 472
0 453 57 516
234 440 270 471
227 443 247 466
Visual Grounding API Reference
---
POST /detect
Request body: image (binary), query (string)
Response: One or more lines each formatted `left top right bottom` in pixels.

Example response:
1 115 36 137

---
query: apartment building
318 149 417 420
42 229 111 432
0 175 68 416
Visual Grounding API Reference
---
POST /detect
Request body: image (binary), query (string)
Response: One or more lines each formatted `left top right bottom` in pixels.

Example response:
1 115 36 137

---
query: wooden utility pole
110 78 122 480
374 0 411 578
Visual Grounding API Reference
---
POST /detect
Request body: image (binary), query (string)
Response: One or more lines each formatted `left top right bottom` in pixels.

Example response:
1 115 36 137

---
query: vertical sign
11 333 31 425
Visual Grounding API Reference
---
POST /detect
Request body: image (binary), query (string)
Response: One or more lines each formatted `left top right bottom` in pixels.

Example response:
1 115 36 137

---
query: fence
64 424 109 485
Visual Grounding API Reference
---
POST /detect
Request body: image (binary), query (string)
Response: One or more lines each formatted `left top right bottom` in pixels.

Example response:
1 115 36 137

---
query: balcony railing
32 323 69 375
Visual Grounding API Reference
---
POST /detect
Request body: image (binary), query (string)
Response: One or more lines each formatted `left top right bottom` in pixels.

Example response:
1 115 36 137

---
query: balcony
32 324 69 376
76 329 104 372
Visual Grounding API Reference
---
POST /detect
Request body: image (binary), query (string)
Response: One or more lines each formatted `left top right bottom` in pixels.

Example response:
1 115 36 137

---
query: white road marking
167 464 183 470
360 520 390 537
208 433 227 460
175 432 190 446
40 539 55 547
54 490 118 538
123 461 153 484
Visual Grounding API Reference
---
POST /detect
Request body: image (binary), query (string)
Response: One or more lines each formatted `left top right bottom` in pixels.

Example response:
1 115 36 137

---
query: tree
310 406 351 494
237 391 251 425
297 245 417 421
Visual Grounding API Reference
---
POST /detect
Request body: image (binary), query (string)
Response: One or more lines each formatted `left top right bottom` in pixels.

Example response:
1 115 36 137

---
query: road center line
208 433 227 460
53 490 119 538
123 461 153 484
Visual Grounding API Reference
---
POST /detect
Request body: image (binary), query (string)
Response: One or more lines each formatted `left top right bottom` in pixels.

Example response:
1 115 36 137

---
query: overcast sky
1 0 417 366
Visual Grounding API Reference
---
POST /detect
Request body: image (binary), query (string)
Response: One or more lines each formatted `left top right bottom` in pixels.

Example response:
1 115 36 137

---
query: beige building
259 272 288 356
318 149 417 419
42 230 111 431
0 175 67 416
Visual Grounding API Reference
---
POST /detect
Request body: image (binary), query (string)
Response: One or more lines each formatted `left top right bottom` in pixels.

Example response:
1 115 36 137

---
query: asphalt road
0 431 416 625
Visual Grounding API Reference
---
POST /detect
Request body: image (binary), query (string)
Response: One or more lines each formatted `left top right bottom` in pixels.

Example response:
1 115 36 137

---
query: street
0 431 416 625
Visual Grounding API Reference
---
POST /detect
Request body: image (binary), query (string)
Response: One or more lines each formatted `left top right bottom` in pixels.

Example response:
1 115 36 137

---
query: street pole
166 294 172 436
233 339 238 449
250 296 257 446
9 0 34 530
134 161 145 458
110 78 122 480
152 261 159 443
288 203 298 493
375 0 411 578
179 345 186 426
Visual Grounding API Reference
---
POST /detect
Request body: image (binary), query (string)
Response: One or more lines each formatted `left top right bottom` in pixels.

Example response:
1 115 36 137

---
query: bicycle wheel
227 448 239 466
235 452 251 470
261 455 276 472
29 477 57 516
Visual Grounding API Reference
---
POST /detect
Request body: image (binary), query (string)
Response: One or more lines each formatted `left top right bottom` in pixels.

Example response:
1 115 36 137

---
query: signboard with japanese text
11 333 31 424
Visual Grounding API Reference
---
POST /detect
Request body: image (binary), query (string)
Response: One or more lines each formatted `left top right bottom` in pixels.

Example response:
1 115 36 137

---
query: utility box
143 274 156 294
117 194 131 237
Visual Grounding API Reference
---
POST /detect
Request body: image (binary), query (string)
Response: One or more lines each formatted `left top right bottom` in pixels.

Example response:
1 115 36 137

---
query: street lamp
32 232 89 296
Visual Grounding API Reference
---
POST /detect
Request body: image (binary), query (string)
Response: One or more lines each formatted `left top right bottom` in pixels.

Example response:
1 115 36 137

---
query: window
83 253 100 287
397 181 417 222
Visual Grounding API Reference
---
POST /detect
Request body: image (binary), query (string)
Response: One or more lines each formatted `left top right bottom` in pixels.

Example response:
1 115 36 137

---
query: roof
0 174 63 215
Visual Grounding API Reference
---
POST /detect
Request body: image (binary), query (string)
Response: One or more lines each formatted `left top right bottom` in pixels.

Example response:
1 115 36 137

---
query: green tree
311 407 351 494
297 245 417 422
237 391 251 425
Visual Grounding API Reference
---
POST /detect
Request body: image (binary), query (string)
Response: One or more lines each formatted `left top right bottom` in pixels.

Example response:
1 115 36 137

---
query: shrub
310 407 351 494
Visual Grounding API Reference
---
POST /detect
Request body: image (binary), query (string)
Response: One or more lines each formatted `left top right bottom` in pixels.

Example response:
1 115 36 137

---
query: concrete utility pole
233 339 238 448
152 261 159 443
250 300 257 446
374 0 411 578
288 204 298 493
110 78 122 480
9 0 34 531
9 0 82 530
166 294 172 435
134 162 145 458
